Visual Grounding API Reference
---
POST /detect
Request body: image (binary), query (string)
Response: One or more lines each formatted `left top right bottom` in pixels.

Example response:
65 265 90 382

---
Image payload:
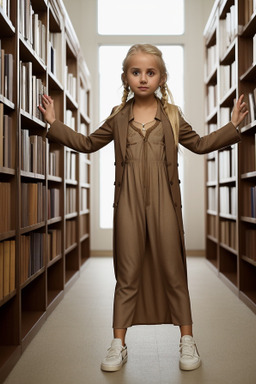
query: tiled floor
3 257 256 384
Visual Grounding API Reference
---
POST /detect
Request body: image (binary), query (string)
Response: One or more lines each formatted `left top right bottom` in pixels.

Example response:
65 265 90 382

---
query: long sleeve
46 119 114 153
178 115 241 154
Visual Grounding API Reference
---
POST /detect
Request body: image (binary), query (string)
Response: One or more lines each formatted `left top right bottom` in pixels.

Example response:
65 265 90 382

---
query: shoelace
179 340 196 358
106 345 123 359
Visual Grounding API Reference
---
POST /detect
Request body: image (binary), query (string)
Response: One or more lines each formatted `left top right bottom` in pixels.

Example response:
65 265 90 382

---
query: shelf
0 95 15 109
207 234 218 243
20 222 46 235
241 255 256 267
220 242 237 255
0 167 15 176
0 9 15 37
219 213 237 220
19 34 46 72
0 230 16 242
220 85 236 107
219 176 236 185
241 171 256 179
20 171 45 180
240 62 256 82
240 121 256 134
47 216 62 225
48 175 62 183
219 0 235 19
241 11 256 37
20 109 46 129
206 107 218 123
241 216 256 224
205 67 217 85
220 38 235 65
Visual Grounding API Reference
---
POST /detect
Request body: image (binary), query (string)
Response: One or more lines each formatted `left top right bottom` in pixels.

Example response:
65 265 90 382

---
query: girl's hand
38 94 56 125
231 94 248 128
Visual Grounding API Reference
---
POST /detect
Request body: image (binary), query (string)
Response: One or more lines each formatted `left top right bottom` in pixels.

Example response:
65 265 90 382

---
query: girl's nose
140 73 147 83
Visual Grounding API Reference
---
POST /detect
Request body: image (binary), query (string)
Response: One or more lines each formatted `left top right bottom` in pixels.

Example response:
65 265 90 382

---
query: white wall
63 0 215 252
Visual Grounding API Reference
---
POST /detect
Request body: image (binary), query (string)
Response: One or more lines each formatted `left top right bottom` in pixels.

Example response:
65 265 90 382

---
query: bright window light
99 45 184 228
98 0 184 35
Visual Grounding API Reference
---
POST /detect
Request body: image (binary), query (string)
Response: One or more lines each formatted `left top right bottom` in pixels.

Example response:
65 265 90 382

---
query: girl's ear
121 73 127 86
159 74 167 87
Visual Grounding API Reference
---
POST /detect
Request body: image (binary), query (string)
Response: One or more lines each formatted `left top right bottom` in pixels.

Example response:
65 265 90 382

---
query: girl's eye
148 71 155 76
132 71 139 76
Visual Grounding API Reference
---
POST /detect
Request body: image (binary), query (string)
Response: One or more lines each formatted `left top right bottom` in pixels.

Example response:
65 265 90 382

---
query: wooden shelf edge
47 253 62 268
241 171 256 179
220 242 238 255
241 255 256 267
20 267 45 290
240 216 256 224
0 230 16 242
0 95 15 109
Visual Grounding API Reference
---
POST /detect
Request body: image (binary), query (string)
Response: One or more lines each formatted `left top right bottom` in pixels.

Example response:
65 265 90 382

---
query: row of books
206 44 217 79
48 188 60 219
20 232 44 284
81 188 88 211
66 151 76 181
65 66 77 100
250 186 256 218
0 182 12 232
220 186 236 216
253 34 256 63
208 186 217 211
80 123 89 136
66 187 76 214
219 62 236 100
207 84 217 116
0 0 11 19
47 229 61 262
21 182 45 227
49 149 60 177
0 43 13 101
219 107 231 126
66 110 76 130
49 32 63 83
19 0 46 63
247 88 256 124
20 61 47 120
80 154 89 184
220 220 236 250
244 0 256 25
244 229 256 261
219 146 236 180
80 87 88 117
0 103 13 168
207 159 216 183
219 5 238 59
21 129 45 174
66 219 76 249
0 239 15 300
207 214 217 238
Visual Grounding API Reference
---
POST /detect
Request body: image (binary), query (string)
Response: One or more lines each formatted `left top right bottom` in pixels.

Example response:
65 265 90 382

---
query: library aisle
3 257 256 384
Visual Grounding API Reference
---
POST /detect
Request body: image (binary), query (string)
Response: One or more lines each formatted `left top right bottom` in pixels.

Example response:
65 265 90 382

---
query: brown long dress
113 118 193 329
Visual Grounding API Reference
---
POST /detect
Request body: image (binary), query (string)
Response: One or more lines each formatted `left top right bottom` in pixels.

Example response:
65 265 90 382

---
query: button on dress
113 118 193 328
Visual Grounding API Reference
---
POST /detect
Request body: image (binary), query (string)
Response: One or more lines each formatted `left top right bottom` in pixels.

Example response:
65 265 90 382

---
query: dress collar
128 97 162 122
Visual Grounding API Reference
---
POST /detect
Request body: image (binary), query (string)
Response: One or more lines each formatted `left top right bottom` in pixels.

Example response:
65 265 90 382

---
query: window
98 0 184 35
99 45 184 228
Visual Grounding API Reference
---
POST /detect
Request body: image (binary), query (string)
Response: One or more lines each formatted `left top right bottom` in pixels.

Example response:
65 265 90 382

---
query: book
0 242 3 300
3 240 10 296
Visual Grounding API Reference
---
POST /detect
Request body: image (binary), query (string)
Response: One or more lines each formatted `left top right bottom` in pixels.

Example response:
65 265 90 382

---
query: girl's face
123 52 165 99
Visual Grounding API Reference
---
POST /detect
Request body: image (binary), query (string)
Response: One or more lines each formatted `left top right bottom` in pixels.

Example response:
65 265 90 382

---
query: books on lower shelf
250 186 256 218
207 84 217 116
0 103 13 168
219 62 236 100
220 220 237 249
208 187 217 211
20 232 45 284
49 32 63 83
220 186 237 216
207 214 217 238
48 187 60 219
47 229 61 262
0 42 13 101
0 239 15 300
81 188 87 211
20 61 47 120
65 65 77 100
65 110 75 130
66 151 76 180
0 182 12 232
48 148 60 177
21 129 45 174
66 219 76 249
219 146 236 180
66 187 76 214
21 182 45 227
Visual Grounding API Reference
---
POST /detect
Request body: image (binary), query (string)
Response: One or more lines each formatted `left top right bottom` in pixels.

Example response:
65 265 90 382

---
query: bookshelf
0 0 91 382
204 0 256 314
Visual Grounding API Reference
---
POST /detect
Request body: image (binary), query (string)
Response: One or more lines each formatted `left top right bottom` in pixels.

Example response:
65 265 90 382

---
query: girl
39 44 248 373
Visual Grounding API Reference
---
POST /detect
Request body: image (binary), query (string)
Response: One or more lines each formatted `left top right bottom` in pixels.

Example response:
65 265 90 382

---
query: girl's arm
178 95 248 154
38 95 114 153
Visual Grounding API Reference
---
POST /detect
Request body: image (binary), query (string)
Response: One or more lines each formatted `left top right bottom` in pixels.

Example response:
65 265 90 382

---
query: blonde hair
106 44 180 146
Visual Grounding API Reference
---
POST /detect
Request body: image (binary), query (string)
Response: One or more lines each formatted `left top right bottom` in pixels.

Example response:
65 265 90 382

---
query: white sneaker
101 338 128 372
179 335 201 371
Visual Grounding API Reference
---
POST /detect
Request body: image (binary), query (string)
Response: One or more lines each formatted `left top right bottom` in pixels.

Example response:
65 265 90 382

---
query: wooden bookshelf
0 0 91 382
204 0 256 314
